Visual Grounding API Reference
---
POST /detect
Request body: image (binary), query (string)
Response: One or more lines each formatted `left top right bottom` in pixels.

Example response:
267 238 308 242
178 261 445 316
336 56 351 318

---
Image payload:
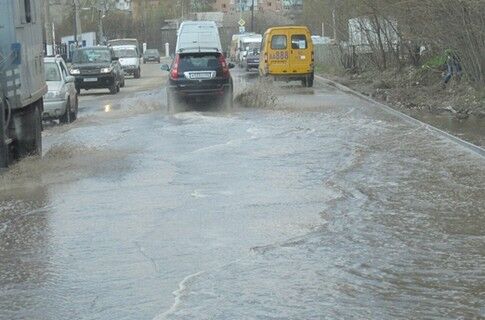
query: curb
314 74 485 158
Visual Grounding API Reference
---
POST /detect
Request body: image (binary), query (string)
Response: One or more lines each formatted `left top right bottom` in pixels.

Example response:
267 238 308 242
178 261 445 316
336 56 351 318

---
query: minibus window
271 35 287 50
291 35 307 49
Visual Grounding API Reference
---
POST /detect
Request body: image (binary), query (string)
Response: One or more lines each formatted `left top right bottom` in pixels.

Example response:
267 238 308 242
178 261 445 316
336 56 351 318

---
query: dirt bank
316 66 485 147
318 66 485 119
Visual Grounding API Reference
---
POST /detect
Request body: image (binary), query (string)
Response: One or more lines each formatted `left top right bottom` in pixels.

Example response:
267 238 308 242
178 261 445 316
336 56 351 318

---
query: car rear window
291 35 308 49
271 35 287 50
178 53 221 73
73 49 111 63
45 62 61 81
114 48 137 58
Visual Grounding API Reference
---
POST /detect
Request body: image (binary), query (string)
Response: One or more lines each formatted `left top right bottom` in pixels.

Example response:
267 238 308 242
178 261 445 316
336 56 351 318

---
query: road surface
1 63 484 319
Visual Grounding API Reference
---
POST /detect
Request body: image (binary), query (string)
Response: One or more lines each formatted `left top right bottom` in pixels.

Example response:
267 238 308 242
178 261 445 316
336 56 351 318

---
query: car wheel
307 73 314 88
301 77 307 87
60 99 71 124
222 88 234 111
76 86 81 95
120 77 125 88
167 88 175 113
70 95 78 121
109 82 118 94
134 68 141 79
15 102 43 158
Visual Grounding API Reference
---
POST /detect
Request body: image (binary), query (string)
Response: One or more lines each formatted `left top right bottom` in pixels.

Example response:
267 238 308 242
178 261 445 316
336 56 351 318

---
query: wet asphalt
0 63 484 320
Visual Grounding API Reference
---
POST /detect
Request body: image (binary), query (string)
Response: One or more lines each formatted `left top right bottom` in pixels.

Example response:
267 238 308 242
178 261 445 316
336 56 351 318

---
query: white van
176 21 222 53
238 34 262 63
112 45 141 78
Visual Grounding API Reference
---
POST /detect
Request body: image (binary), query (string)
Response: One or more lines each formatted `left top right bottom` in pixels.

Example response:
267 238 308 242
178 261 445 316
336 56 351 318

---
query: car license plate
84 77 97 82
189 72 211 80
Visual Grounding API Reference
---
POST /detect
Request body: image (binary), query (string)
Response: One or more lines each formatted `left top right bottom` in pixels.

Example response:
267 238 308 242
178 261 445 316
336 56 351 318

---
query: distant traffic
1 0 316 168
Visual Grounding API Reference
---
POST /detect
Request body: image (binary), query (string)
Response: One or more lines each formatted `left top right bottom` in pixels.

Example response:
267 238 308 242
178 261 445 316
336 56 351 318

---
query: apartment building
212 0 284 13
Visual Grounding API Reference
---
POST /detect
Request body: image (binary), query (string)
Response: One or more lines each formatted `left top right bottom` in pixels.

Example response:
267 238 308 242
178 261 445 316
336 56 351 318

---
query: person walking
442 49 462 88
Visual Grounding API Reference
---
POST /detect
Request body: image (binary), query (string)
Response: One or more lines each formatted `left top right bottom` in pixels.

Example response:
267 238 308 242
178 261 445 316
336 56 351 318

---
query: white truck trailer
0 0 47 167
176 21 222 53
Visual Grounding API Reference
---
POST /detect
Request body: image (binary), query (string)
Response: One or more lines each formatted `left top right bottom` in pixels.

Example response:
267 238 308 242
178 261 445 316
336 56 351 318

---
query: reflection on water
0 76 483 320
413 113 485 147
0 187 52 319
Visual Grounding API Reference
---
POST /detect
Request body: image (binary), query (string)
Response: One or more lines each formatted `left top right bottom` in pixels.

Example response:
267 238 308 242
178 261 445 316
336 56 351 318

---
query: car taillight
171 54 180 79
264 53 268 63
219 54 229 77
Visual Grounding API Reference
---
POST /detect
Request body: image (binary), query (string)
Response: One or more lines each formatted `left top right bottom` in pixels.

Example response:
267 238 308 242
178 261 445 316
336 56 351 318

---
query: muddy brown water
0 67 484 319
413 112 485 147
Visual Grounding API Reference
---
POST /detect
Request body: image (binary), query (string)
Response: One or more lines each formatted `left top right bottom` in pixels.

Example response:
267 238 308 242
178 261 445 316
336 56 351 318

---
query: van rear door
268 32 289 74
288 32 311 74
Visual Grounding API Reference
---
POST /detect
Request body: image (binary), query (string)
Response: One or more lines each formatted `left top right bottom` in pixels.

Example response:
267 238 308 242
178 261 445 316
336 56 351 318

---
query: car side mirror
65 76 75 83
228 62 235 69
112 56 119 61
160 64 170 71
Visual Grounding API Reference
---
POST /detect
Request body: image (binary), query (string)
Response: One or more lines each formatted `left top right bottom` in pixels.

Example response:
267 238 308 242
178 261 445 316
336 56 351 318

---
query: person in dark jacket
442 49 462 88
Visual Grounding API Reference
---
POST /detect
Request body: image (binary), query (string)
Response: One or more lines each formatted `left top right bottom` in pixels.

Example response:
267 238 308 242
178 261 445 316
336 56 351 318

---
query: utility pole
73 0 78 47
180 0 190 20
332 0 337 40
43 0 54 55
0 83 6 168
250 0 255 32
98 9 104 44
97 0 106 45
72 0 83 46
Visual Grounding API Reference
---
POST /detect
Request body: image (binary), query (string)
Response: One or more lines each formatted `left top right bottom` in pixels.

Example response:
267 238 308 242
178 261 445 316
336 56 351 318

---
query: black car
143 49 161 63
162 50 235 111
70 46 125 94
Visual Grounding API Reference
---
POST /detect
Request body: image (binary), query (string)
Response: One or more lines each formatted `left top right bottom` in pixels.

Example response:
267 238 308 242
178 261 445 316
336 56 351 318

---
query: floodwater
1 66 484 319
413 112 485 148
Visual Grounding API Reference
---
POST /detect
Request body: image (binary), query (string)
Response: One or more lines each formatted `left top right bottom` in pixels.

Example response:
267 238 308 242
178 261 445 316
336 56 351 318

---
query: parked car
259 26 314 87
112 45 141 78
162 50 235 111
70 46 125 94
243 48 260 71
43 56 78 123
143 49 161 63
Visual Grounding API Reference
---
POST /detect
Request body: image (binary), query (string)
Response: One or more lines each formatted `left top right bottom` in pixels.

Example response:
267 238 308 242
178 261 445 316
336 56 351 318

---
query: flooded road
1 64 484 319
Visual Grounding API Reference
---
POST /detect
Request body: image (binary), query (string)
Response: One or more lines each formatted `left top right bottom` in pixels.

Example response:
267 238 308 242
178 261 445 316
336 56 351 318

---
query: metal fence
314 43 404 73
314 44 364 73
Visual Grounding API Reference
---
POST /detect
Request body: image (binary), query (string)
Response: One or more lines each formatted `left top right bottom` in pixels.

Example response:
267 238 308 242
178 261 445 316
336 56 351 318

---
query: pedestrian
442 49 462 88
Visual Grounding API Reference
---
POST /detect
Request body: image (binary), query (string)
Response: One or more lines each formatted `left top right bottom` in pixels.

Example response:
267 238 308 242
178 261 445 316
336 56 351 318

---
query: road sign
239 26 246 33
238 19 246 26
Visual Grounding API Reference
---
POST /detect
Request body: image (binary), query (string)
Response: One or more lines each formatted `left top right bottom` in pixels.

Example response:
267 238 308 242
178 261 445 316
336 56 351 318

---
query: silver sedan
43 56 78 123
